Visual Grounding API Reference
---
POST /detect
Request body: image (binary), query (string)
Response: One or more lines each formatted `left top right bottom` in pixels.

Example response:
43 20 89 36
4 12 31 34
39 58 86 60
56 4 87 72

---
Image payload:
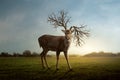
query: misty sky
0 0 120 55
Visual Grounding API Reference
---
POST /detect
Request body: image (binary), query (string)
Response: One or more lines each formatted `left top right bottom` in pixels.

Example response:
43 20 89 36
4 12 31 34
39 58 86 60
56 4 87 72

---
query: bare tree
38 10 89 70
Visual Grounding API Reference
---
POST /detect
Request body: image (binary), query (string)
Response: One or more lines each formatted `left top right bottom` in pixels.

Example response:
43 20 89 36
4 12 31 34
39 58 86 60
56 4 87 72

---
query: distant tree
13 52 21 57
23 50 31 57
84 52 97 57
32 52 39 57
98 51 104 54
0 52 11 57
117 52 120 56
84 52 116 57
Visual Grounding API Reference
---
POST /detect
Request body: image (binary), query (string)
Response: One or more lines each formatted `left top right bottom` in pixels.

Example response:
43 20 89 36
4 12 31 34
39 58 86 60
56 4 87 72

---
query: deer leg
56 51 60 70
64 51 72 70
43 50 49 69
40 51 45 69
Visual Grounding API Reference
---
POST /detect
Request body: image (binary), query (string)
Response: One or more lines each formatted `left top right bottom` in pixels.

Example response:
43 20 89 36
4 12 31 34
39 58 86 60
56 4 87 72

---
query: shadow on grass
36 68 75 80
58 70 74 80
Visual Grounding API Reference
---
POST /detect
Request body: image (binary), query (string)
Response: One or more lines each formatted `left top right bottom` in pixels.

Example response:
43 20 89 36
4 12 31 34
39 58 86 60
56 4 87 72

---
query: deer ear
61 30 65 33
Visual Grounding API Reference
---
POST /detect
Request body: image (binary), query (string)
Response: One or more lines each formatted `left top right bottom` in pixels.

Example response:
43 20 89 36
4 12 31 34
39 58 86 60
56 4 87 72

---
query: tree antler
48 10 90 46
48 10 71 30
71 25 90 46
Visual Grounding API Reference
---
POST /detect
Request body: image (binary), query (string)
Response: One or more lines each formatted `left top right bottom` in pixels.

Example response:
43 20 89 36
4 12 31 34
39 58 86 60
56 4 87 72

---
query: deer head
61 29 74 41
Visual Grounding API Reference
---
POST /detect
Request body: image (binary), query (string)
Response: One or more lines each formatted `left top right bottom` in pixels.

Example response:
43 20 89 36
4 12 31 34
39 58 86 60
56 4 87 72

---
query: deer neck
64 36 71 47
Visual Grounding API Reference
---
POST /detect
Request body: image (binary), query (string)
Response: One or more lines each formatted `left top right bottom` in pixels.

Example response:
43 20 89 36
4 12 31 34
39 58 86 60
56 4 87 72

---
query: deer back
38 34 70 51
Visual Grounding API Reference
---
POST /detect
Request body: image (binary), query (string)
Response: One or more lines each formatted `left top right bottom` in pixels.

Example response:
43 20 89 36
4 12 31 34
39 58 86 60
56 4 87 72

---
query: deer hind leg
64 51 72 70
40 51 45 69
56 51 60 70
43 50 49 69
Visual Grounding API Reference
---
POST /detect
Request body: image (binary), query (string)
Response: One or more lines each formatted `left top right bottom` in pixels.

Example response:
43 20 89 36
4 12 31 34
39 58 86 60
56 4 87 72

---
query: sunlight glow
69 38 106 55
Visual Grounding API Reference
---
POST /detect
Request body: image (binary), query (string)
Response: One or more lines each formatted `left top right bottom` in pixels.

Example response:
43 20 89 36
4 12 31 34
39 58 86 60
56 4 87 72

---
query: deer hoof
69 68 73 71
56 68 59 71
47 67 50 70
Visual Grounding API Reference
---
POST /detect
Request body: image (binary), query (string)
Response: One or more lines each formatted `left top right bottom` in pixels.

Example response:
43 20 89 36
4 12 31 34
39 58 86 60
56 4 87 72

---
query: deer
38 27 74 70
38 10 89 71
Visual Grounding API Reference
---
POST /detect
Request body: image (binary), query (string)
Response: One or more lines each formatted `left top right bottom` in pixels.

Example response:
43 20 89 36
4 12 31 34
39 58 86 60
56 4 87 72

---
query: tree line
0 50 120 57
84 51 120 57
0 50 40 57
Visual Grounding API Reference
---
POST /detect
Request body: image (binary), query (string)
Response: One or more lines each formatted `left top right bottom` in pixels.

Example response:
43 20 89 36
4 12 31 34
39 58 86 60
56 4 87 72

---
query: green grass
0 56 120 80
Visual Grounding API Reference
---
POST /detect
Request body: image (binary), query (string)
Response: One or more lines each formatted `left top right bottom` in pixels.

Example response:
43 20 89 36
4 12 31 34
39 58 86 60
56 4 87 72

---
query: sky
0 0 120 55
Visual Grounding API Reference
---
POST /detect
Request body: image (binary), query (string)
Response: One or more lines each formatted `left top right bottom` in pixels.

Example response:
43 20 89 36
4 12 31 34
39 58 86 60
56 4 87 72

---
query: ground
0 56 120 80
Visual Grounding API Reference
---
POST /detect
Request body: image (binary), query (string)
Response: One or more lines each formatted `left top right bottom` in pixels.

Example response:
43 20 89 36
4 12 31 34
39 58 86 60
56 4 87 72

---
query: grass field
0 56 120 80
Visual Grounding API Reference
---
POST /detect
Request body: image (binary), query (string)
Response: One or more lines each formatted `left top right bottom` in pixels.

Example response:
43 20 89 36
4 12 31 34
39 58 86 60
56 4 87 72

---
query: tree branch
48 10 70 30
71 25 90 46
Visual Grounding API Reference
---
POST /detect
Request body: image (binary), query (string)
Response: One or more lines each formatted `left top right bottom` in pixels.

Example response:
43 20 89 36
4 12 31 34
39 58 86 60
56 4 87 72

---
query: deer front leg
56 51 60 70
64 51 72 70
